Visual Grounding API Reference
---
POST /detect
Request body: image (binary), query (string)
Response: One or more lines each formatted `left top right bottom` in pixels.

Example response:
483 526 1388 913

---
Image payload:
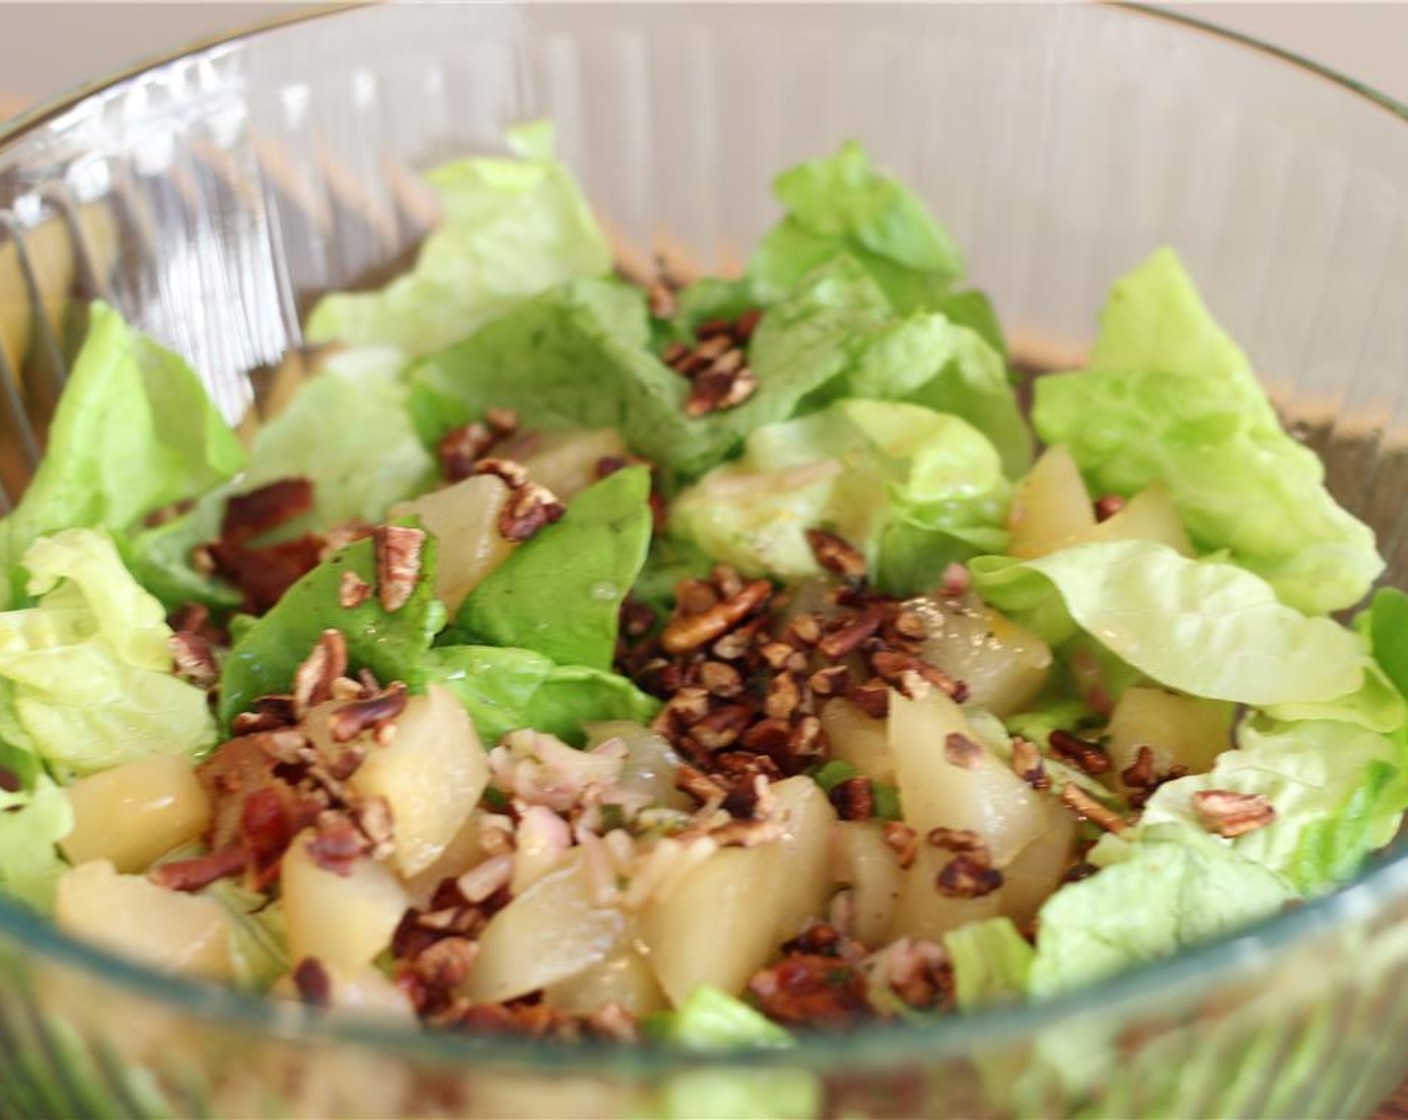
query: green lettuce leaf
306 120 610 357
747 141 964 312
0 302 245 607
1138 717 1408 895
408 278 736 480
1032 249 1381 615
970 541 1367 706
672 399 1009 596
944 916 1035 1010
0 529 216 779
218 532 444 731
0 777 73 912
444 467 652 671
1030 823 1294 997
1367 587 1408 701
205 878 288 992
667 984 795 1050
426 645 658 748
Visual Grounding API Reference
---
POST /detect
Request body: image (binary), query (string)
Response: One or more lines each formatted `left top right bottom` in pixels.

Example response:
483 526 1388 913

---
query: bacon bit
148 846 249 892
883 822 919 869
829 777 875 821
936 853 1004 899
221 478 314 543
168 631 218 688
660 579 772 654
292 629 348 715
805 529 868 581
306 810 369 875
1011 736 1050 790
1048 729 1111 775
747 954 870 1029
734 308 764 340
373 526 425 612
0 767 20 794
845 679 890 719
338 570 372 609
816 604 886 660
499 482 566 543
1059 782 1129 834
943 732 984 770
207 535 324 615
873 938 955 1011
1094 494 1126 523
1192 789 1276 838
1121 745 1159 790
927 827 985 854
292 957 332 1008
327 683 408 743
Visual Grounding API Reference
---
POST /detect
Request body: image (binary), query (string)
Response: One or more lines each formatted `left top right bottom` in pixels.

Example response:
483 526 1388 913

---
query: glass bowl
3 5 1408 1117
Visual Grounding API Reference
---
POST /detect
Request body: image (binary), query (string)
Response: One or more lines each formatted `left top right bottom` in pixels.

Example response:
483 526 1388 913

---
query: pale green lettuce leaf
1030 823 1294 997
1033 248 1380 615
667 984 794 1050
747 140 964 311
0 529 216 779
0 302 246 607
1138 717 1408 895
971 540 1366 706
944 916 1035 1010
0 777 73 912
672 399 1009 596
205 878 288 992
426 645 658 748
306 120 610 356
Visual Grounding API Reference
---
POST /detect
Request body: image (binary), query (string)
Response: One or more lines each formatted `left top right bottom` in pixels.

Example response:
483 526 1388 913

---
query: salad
0 120 1405 1048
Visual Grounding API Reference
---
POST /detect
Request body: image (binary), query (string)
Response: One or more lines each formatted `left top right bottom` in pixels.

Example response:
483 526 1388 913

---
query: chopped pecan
927 827 986 854
0 767 19 794
1049 729 1111 775
739 718 793 756
1011 736 1050 790
891 608 930 641
661 579 772 655
936 853 1004 899
939 563 971 598
221 478 314 544
169 631 218 688
764 672 803 720
354 795 396 861
1058 782 1129 834
805 529 867 581
1121 745 1159 790
338 570 372 609
690 704 754 751
292 629 348 715
790 715 826 757
653 687 711 734
734 308 763 340
292 957 332 1008
327 683 408 743
412 936 479 990
148 846 249 892
686 362 757 416
699 660 744 699
675 762 728 806
1192 789 1275 838
306 810 369 875
943 732 983 770
808 665 851 698
829 777 875 821
619 598 658 639
647 278 678 319
816 604 886 661
587 1003 638 1043
1094 494 1126 522
845 679 890 719
374 526 426 612
883 822 919 869
471 457 530 489
438 423 496 482
499 482 566 543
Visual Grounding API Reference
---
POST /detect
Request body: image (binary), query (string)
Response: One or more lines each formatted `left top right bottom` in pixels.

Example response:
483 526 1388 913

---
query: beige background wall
1 3 1408 121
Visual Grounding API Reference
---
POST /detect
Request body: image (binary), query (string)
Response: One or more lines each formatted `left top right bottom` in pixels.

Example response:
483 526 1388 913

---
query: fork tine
0 211 71 392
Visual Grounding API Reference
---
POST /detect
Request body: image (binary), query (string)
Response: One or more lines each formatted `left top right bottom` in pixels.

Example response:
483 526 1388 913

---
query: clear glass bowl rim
1 0 1407 1074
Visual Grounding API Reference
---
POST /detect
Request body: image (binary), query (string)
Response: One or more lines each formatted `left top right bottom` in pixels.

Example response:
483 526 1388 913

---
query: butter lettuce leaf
444 467 652 671
1139 717 1408 895
0 777 73 913
1030 823 1294 997
944 916 1035 1010
306 120 610 357
1033 249 1380 615
0 529 216 779
0 303 245 607
426 645 658 748
747 140 964 312
672 399 1009 596
971 541 1366 706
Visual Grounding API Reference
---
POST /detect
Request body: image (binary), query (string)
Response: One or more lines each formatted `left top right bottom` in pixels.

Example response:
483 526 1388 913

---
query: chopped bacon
221 478 314 543
747 953 871 1029
207 535 325 615
148 846 249 892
